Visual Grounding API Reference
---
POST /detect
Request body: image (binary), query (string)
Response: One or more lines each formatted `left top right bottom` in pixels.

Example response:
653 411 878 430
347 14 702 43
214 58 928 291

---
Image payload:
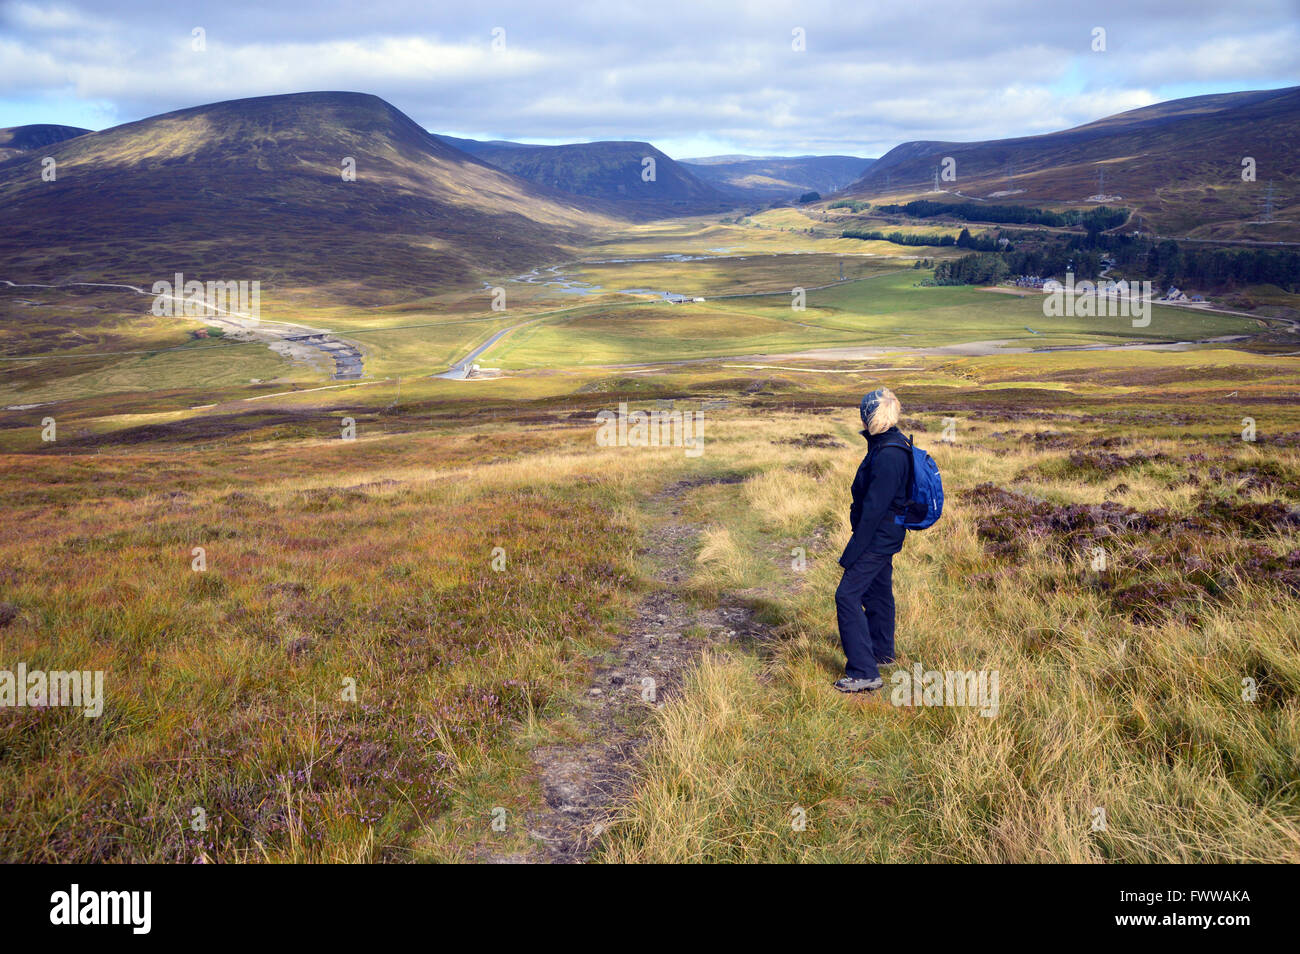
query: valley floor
4 207 1284 407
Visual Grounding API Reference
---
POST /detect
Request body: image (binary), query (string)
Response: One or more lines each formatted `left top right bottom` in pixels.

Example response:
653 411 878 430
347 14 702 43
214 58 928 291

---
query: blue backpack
890 434 944 530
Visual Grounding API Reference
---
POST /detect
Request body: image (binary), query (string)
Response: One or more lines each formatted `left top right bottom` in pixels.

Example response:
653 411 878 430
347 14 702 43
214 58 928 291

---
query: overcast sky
2 0 1297 159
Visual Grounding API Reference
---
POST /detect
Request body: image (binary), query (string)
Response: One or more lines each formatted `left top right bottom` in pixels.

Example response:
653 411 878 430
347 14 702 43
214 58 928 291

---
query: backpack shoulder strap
887 434 916 523
873 433 912 512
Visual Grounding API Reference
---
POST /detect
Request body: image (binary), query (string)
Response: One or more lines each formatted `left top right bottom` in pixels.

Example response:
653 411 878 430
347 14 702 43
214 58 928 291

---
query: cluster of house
665 293 707 304
1015 273 1121 292
1013 275 1051 289
1158 286 1206 303
1014 276 1206 303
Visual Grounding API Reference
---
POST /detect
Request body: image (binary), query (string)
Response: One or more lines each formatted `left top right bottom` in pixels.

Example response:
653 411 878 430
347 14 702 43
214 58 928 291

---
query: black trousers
835 552 896 680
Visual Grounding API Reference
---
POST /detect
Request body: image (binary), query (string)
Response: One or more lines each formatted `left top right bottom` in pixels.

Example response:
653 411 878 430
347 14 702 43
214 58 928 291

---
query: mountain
0 92 617 299
435 134 534 156
0 123 92 161
435 136 732 213
845 86 1300 241
680 155 874 203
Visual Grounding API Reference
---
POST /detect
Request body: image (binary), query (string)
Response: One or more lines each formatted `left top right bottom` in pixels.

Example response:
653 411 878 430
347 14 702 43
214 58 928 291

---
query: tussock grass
695 527 753 591
743 467 826 533
0 422 703 862
601 402 1300 863
4 348 1299 863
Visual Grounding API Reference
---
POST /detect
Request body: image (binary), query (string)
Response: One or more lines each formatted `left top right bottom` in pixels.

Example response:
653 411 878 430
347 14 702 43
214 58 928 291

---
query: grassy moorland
2 202 1298 863
597 354 1300 863
2 343 1298 863
0 389 656 862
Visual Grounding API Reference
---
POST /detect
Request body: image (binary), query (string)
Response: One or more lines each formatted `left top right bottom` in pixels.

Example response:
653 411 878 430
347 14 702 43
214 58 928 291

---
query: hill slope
0 93 617 299
435 136 732 213
681 155 874 202
846 86 1300 241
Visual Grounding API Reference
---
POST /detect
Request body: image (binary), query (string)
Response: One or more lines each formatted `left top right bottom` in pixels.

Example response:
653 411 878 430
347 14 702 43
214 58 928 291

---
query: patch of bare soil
772 432 847 449
494 476 761 863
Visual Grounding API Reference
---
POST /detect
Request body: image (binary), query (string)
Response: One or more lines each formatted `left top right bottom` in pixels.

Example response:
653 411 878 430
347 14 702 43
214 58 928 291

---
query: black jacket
838 427 910 567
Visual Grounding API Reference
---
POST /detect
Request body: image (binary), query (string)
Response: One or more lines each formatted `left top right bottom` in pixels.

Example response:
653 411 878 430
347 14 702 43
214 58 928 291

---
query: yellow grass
4 347 1299 863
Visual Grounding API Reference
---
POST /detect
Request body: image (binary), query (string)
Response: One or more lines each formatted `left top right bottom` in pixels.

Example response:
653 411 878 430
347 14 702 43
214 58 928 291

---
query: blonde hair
866 388 901 435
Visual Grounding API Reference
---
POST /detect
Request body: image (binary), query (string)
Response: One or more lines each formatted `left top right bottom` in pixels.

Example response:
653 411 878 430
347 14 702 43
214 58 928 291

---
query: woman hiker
834 388 911 693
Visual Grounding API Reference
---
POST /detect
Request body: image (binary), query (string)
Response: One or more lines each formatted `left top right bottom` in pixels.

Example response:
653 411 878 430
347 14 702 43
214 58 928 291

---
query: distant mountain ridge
680 155 874 202
435 134 534 155
434 135 731 212
846 86 1300 241
436 134 874 206
0 123 92 160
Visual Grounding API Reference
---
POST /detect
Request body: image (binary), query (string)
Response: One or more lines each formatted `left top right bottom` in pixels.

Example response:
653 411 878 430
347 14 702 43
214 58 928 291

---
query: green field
486 268 1263 369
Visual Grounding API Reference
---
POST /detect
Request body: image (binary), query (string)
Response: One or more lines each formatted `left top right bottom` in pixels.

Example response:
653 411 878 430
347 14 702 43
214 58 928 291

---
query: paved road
434 317 550 380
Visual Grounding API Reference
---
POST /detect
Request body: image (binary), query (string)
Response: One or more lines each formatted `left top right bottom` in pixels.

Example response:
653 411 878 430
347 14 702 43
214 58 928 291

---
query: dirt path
503 476 759 863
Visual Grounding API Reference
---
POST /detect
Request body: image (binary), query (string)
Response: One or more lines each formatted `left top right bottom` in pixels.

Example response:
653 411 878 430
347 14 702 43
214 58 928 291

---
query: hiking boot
834 676 883 693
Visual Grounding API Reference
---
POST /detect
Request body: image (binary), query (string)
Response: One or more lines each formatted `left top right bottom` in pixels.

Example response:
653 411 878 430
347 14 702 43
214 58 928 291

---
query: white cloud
1 0 1296 156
